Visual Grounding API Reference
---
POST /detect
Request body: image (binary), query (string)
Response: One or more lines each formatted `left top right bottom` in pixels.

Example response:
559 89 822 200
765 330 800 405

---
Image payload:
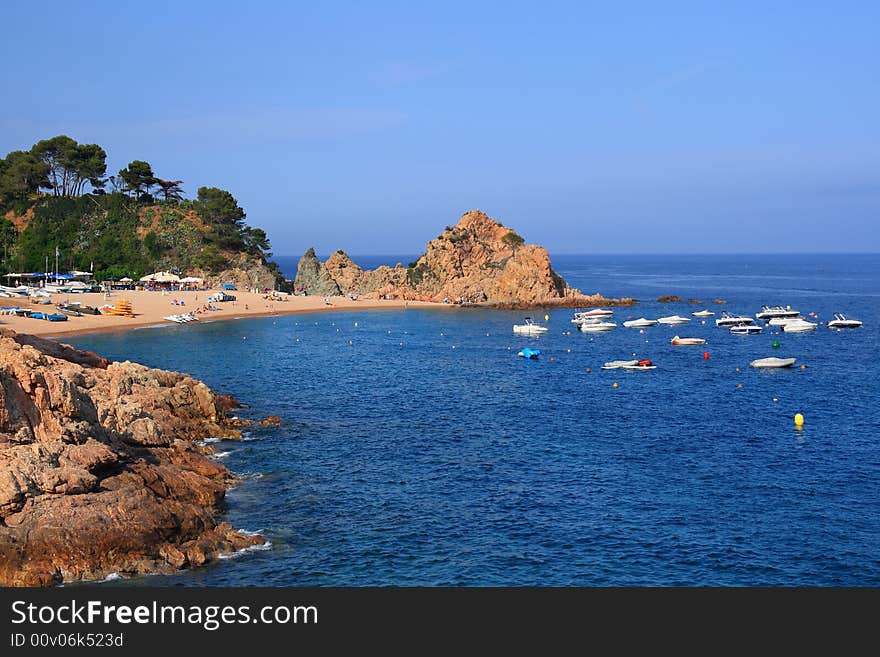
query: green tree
155 179 184 201
30 136 106 197
31 135 78 196
0 150 49 204
68 143 108 195
502 230 525 256
196 186 246 249
242 226 271 257
118 160 156 199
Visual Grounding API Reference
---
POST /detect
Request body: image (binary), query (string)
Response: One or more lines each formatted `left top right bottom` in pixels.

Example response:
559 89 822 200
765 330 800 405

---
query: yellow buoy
794 413 804 427
544 314 549 322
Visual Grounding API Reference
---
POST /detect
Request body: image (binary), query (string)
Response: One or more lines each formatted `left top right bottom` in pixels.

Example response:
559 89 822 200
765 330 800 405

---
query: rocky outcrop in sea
0 329 263 586
293 210 635 308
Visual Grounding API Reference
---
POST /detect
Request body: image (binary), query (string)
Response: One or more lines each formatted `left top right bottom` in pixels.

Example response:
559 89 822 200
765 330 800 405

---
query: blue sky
2 1 878 254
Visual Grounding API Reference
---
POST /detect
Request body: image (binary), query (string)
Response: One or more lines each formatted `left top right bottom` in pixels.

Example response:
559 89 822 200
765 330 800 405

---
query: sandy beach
0 289 442 338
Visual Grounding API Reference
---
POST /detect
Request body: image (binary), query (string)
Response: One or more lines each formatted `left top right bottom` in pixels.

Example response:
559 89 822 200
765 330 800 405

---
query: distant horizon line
273 251 880 258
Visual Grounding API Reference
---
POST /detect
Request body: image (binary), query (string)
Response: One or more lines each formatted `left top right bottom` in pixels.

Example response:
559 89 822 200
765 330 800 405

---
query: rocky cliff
293 210 634 307
0 329 263 586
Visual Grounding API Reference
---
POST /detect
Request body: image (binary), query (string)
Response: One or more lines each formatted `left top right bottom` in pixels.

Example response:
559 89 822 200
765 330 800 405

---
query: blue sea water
68 254 880 586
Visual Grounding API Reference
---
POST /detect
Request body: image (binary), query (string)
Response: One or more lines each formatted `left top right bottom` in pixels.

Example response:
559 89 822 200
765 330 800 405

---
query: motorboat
767 317 800 327
518 348 541 359
45 313 68 322
755 306 800 320
692 309 715 317
782 319 817 333
571 308 613 324
621 359 656 370
729 325 762 335
579 320 617 332
601 360 639 370
716 312 754 327
750 357 797 368
827 313 862 329
657 315 691 325
513 317 548 335
670 336 706 345
622 318 657 328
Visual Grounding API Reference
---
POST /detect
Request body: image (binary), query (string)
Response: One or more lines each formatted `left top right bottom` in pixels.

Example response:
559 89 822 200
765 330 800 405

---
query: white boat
767 317 801 327
782 319 817 333
729 325 762 335
575 308 613 319
755 305 800 320
601 360 639 370
571 309 614 324
827 313 862 329
513 317 548 335
657 315 691 325
579 320 617 332
622 318 657 328
750 357 797 368
716 312 754 327
670 336 706 345
692 309 715 317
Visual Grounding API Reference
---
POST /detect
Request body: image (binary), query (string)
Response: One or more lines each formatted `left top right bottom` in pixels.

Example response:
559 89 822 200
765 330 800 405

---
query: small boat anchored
716 312 754 327
827 313 862 329
601 360 639 370
692 309 715 317
513 317 548 335
670 336 706 345
750 357 797 368
571 308 613 324
579 320 617 333
623 318 657 328
729 325 763 335
781 319 817 333
657 315 691 325
755 305 800 320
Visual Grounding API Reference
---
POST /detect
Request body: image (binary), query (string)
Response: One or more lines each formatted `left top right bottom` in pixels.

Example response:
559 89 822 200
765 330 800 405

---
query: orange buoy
612 382 619 389
586 367 591 373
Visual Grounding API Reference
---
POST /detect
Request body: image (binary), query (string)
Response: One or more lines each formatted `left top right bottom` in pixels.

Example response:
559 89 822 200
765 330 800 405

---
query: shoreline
0 289 445 339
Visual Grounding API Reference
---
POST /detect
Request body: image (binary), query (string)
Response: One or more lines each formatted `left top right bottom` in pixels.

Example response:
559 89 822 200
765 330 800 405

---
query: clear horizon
2 1 878 255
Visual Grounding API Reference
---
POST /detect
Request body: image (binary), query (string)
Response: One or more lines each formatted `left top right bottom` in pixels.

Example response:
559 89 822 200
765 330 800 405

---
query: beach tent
139 271 181 283
179 276 203 283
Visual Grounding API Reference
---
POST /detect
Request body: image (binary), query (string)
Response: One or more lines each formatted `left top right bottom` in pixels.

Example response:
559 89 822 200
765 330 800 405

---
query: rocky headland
293 210 635 308
0 329 264 586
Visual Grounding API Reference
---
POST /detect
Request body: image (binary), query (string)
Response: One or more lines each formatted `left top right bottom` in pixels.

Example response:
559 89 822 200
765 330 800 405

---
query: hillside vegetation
0 135 282 284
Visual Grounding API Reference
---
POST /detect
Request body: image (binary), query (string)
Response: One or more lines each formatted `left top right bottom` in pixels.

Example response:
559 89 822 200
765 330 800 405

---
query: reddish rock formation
0 329 263 586
294 210 635 308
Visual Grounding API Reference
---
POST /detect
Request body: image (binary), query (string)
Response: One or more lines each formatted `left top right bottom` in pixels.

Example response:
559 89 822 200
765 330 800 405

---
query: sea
67 254 880 586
